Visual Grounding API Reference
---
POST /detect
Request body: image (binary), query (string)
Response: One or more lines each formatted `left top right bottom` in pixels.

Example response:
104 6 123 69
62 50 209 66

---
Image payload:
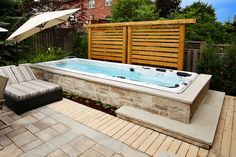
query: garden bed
63 91 117 116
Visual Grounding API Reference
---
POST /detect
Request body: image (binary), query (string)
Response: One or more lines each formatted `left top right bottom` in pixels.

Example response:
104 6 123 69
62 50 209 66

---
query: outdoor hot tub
30 58 211 123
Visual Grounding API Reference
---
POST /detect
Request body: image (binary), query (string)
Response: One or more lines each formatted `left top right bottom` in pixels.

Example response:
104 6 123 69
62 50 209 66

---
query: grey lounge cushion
0 66 18 85
19 64 37 81
5 79 61 101
11 64 37 83
11 66 28 83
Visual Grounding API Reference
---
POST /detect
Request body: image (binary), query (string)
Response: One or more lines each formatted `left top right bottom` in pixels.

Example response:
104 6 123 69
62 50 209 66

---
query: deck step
116 90 225 149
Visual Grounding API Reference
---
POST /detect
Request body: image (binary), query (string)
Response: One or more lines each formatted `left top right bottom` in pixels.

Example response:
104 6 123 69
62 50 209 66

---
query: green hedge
197 43 236 96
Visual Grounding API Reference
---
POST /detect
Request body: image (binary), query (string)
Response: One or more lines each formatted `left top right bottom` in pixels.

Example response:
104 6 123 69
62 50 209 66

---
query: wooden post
178 25 186 70
122 26 127 63
88 28 92 59
127 26 132 64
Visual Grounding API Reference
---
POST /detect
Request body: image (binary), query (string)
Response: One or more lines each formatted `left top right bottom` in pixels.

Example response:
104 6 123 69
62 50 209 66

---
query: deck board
153 136 174 157
49 96 236 157
131 129 153 149
176 142 190 157
113 123 135 139
138 132 159 152
124 127 146 145
146 134 166 156
186 145 199 157
119 125 140 142
197 148 209 157
102 119 124 134
167 139 182 154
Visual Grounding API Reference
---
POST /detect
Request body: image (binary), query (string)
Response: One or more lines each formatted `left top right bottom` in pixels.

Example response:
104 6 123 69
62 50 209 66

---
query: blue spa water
53 60 185 88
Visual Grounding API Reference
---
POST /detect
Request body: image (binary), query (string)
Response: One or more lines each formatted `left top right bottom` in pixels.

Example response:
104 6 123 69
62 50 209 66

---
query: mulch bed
63 92 117 116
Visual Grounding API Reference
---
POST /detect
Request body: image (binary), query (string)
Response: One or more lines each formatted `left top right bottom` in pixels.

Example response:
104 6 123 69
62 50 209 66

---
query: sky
181 0 236 23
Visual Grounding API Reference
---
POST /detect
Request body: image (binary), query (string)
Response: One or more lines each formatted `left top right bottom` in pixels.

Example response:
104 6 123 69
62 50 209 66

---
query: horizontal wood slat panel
132 42 178 47
92 55 122 61
132 29 179 32
132 32 180 36
132 39 179 43
92 45 123 49
92 48 123 53
132 46 179 53
130 24 182 68
92 38 123 41
92 41 123 45
92 35 123 38
92 33 123 36
90 26 124 63
92 52 122 57
133 36 179 39
132 51 178 57
92 29 123 33
131 59 178 67
133 26 180 29
132 55 178 62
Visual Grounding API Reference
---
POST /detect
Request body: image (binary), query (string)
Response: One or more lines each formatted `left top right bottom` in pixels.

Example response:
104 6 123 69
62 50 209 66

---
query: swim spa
38 58 198 94
30 58 211 123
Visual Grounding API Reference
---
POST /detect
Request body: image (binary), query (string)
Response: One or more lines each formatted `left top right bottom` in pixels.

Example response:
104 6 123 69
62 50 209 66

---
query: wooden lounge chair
0 64 62 114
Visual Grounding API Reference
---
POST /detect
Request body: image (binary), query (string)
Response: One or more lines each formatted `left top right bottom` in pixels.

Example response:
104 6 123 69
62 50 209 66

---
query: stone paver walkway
0 101 148 157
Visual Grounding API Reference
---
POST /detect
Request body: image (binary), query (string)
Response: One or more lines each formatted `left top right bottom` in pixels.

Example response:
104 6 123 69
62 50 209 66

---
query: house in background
61 0 114 23
86 0 113 22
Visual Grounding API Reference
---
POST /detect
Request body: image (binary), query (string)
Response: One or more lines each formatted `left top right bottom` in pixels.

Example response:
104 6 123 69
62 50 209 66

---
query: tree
111 0 158 22
0 0 24 65
155 0 181 18
176 1 216 23
173 1 231 43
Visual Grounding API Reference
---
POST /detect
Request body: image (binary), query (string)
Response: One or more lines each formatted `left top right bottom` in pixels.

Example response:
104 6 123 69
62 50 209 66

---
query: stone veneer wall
31 67 200 123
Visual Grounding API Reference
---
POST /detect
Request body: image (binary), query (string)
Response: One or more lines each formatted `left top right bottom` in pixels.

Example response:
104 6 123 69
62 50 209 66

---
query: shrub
72 32 88 59
197 44 224 91
19 47 71 64
223 43 236 95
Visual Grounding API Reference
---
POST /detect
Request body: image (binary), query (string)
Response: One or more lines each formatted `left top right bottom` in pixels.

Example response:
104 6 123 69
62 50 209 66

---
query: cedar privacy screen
87 19 196 70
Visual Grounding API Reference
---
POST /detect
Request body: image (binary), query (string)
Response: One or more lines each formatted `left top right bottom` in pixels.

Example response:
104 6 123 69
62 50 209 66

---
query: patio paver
0 96 235 157
0 99 149 157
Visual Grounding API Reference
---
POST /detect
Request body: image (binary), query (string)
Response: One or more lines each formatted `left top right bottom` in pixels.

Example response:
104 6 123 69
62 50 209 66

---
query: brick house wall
84 0 114 20
61 0 115 21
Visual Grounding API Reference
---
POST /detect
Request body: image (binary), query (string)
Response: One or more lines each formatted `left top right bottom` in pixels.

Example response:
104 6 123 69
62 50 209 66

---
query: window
89 0 95 8
105 0 112 6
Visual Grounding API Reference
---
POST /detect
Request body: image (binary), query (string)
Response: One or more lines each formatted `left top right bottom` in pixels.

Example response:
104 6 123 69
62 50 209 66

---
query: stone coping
116 90 225 149
30 64 211 104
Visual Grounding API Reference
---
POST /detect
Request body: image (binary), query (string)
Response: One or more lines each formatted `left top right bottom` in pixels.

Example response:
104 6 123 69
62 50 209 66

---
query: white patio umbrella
0 27 8 32
6 8 79 42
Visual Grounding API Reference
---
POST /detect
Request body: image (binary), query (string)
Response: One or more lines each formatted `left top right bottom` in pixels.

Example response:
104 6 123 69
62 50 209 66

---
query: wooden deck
49 95 236 157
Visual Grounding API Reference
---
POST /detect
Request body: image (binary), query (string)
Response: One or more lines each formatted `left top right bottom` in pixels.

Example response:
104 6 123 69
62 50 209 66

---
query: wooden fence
30 28 75 52
87 19 196 70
